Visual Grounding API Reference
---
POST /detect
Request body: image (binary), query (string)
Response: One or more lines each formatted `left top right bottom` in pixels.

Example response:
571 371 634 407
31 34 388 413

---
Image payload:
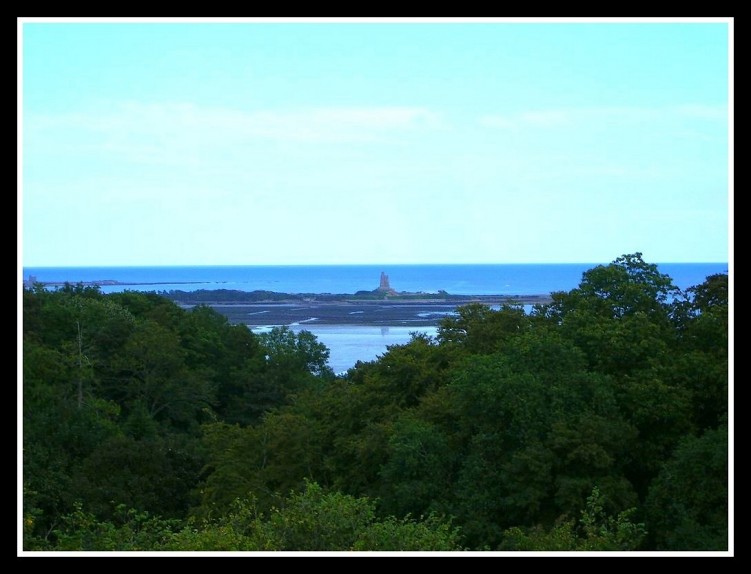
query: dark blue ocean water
22 263 729 373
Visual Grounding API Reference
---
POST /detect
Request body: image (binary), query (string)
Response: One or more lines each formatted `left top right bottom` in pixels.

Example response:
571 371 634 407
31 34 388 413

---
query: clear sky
19 17 732 266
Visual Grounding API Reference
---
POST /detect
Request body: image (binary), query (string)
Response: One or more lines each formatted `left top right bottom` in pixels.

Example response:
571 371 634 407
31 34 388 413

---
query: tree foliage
22 254 729 552
645 422 728 550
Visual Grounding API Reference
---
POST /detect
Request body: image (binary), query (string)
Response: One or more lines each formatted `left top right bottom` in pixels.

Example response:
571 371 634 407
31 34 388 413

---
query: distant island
160 269 551 305
24 271 553 307
159 272 553 328
161 289 551 305
23 272 554 327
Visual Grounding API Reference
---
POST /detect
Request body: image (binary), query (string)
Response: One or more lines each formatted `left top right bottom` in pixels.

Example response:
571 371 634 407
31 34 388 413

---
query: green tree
378 416 455 519
536 253 680 377
287 378 393 497
196 411 326 518
529 253 700 502
109 290 185 330
213 326 335 423
445 350 638 549
669 273 728 430
110 319 216 428
166 481 464 551
349 332 459 409
353 513 463 551
437 303 529 354
24 287 137 409
258 326 333 379
193 422 266 519
71 433 204 522
502 486 646 551
645 423 728 550
45 502 180 551
543 252 680 322
251 481 376 550
23 337 122 543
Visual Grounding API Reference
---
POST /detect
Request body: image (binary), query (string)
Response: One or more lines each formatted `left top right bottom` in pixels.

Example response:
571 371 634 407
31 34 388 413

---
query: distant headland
161 271 553 305
22 271 553 327
23 271 553 305
164 272 552 328
23 274 201 289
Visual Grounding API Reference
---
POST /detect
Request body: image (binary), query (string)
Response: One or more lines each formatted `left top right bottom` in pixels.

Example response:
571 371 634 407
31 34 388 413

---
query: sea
21 263 729 374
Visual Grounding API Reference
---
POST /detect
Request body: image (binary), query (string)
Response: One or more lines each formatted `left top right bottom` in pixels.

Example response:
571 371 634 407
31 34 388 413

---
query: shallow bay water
253 324 439 374
23 262 728 374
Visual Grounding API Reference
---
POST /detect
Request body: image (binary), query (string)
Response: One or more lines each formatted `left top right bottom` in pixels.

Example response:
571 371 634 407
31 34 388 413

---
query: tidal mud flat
179 295 553 327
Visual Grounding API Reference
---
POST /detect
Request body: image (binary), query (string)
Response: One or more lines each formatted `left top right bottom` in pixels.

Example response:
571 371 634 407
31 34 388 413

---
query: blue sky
19 18 732 266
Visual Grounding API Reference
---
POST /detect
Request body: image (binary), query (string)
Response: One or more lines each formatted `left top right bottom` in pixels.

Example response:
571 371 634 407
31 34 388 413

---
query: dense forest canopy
21 253 729 552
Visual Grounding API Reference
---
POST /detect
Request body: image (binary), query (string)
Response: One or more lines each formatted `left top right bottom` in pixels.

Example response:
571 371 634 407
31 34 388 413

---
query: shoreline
180 296 553 328
23 277 553 328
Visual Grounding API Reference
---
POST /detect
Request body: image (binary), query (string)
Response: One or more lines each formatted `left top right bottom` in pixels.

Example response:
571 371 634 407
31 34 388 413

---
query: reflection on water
249 305 542 374
251 324 437 374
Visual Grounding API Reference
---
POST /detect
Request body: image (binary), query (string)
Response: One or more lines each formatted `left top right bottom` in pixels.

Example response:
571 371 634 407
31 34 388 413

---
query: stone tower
379 272 391 291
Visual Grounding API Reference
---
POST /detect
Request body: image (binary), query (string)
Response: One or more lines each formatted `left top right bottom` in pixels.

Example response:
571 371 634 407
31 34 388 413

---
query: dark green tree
109 319 216 429
378 416 455 518
437 303 529 354
258 326 333 379
71 433 205 521
645 423 728 550
668 273 729 430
